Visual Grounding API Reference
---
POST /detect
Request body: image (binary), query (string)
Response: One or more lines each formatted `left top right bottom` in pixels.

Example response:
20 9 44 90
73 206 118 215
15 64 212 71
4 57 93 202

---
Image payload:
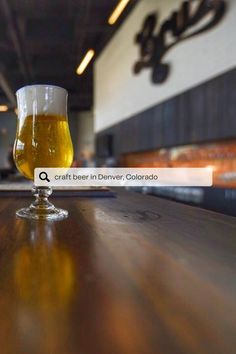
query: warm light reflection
108 0 130 25
206 165 216 171
76 49 95 75
10 222 76 353
121 141 236 187
0 219 79 353
14 222 75 312
0 105 8 112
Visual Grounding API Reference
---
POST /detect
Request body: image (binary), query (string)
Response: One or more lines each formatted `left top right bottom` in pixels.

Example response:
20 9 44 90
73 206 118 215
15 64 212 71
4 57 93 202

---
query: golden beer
14 84 72 220
14 114 73 180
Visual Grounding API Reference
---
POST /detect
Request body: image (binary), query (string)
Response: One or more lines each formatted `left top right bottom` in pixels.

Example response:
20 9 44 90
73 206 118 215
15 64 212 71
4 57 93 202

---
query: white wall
77 111 95 157
95 0 236 132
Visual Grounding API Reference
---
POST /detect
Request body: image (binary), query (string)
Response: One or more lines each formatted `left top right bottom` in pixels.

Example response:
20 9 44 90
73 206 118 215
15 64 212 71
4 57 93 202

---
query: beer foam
16 85 68 117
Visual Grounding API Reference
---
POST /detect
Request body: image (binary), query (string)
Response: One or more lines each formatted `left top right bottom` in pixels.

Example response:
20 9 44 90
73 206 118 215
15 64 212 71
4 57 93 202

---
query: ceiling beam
75 0 92 62
0 0 33 83
0 69 16 107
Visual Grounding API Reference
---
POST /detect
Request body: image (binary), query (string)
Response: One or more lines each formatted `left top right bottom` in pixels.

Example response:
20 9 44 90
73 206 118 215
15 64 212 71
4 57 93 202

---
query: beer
14 84 73 220
14 114 73 180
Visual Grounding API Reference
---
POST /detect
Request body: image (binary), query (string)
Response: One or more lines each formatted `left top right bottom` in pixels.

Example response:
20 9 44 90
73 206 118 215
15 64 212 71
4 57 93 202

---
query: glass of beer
13 85 73 220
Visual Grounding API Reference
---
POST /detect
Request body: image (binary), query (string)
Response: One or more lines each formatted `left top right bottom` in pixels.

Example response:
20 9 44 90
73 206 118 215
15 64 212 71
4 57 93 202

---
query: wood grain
0 190 236 354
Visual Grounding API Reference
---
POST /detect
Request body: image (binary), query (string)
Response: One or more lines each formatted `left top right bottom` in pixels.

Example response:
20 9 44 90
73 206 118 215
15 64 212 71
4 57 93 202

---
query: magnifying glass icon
39 171 50 182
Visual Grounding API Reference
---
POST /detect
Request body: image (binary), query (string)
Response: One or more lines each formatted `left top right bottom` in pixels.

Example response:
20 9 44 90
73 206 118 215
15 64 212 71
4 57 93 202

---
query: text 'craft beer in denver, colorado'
13 85 74 220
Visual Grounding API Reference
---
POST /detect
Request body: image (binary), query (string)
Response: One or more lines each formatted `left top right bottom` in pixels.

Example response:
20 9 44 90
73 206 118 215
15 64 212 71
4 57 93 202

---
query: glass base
16 186 68 221
16 206 68 221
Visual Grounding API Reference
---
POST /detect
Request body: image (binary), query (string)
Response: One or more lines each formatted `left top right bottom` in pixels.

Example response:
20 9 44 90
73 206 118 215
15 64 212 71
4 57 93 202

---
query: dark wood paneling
153 104 163 148
189 84 206 142
96 68 236 160
162 97 178 147
224 69 236 137
205 74 223 140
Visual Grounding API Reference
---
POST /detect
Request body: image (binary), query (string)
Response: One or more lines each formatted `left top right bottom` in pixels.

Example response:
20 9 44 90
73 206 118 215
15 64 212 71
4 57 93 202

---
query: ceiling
0 0 137 111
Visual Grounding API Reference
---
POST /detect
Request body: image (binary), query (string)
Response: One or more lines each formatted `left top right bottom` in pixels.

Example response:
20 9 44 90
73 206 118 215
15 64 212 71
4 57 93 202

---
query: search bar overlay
35 168 212 187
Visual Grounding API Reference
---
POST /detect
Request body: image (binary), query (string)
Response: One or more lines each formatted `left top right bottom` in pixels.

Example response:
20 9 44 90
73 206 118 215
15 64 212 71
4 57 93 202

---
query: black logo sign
134 0 226 84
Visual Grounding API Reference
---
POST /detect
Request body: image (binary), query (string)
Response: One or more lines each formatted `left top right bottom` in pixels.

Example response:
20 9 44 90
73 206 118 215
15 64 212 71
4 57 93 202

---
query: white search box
34 168 213 187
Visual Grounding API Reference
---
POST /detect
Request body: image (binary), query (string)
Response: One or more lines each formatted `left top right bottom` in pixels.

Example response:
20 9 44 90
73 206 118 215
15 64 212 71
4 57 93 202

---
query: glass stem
30 186 55 213
16 185 67 220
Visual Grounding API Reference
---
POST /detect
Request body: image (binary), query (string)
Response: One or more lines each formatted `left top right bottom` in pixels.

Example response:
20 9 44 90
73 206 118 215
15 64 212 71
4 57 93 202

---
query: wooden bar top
0 189 236 354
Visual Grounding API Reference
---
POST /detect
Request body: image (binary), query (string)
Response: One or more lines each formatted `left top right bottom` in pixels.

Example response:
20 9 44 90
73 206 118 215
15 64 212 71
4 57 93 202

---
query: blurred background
0 0 236 216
